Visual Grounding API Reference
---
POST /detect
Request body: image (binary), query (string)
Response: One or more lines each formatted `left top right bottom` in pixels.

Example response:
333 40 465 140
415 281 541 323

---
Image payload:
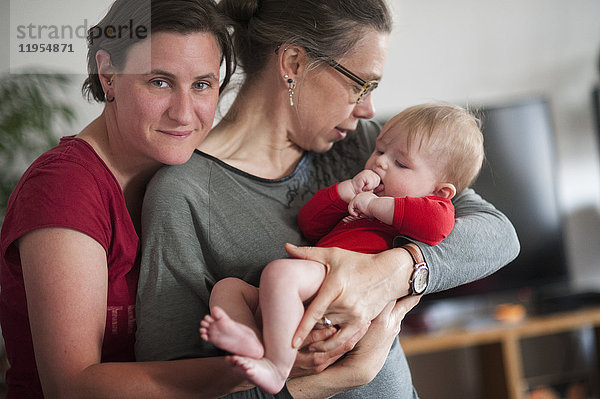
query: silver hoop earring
285 74 296 106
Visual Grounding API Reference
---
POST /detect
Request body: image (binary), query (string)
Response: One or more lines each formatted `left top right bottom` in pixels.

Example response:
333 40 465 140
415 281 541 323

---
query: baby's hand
350 170 381 194
348 191 378 218
337 170 382 203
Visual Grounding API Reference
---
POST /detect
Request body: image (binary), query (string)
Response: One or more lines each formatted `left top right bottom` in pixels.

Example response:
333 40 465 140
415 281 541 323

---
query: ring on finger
321 316 333 327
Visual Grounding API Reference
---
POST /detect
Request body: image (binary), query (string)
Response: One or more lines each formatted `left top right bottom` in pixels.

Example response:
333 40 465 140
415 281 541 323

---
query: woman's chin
156 148 196 166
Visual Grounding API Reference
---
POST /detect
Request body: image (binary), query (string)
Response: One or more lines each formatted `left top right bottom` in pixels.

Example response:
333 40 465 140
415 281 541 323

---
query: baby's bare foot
199 306 264 359
227 355 287 395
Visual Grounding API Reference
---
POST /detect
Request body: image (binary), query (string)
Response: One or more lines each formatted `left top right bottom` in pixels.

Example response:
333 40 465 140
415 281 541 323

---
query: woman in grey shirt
136 0 520 397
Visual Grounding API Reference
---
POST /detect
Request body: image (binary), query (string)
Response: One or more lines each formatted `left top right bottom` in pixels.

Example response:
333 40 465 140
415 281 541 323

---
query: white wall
2 0 600 287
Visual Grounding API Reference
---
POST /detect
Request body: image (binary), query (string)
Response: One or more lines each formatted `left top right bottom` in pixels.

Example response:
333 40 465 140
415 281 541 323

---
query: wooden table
400 305 600 399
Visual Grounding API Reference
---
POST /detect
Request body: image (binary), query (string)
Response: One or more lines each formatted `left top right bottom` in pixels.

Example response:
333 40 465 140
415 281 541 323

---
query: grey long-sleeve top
136 119 519 398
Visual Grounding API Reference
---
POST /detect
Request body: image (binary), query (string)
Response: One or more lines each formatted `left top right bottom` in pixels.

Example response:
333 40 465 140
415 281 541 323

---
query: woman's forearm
400 188 520 294
287 365 366 399
19 229 249 399
62 358 248 399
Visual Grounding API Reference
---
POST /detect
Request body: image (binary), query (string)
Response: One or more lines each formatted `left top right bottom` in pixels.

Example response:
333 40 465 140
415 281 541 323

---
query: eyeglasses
327 60 379 104
274 45 379 104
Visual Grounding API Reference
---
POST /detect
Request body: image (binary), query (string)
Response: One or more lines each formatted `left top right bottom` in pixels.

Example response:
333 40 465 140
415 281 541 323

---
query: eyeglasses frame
274 44 379 104
327 60 379 104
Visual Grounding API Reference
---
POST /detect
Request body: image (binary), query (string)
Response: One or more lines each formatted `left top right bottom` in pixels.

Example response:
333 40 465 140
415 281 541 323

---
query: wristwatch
402 243 429 295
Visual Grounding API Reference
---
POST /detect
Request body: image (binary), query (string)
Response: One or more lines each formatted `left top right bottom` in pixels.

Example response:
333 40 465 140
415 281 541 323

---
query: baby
200 103 484 394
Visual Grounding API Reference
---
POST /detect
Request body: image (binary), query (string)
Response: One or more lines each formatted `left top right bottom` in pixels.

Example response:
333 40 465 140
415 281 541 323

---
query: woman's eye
151 79 169 88
351 85 363 94
193 81 210 90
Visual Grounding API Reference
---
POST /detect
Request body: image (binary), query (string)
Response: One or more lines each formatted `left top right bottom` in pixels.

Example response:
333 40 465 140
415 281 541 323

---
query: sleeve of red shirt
392 196 455 245
1 157 112 259
297 183 349 242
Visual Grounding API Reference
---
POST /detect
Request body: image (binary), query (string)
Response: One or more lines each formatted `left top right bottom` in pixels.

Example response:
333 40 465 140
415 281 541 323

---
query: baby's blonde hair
384 103 484 193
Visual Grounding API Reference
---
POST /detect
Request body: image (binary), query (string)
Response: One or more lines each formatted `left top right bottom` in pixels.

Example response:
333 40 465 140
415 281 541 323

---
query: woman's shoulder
144 150 218 209
14 137 118 197
26 136 102 170
150 150 213 184
1 137 125 256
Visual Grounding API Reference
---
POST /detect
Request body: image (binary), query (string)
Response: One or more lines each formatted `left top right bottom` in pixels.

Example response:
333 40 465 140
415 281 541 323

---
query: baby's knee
213 277 246 293
211 277 257 305
261 258 299 286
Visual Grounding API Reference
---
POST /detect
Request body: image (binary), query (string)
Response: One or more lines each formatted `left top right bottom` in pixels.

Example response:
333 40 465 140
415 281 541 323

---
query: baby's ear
433 183 456 199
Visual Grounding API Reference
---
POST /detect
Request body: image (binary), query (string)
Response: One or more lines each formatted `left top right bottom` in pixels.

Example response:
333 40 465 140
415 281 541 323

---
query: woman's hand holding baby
290 324 367 378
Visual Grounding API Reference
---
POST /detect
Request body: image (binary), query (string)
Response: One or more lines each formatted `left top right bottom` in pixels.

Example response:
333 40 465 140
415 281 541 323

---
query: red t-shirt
0 137 139 398
298 183 454 252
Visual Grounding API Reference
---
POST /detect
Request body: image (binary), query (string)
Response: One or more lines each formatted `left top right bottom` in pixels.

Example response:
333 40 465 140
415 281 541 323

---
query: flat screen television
392 96 570 311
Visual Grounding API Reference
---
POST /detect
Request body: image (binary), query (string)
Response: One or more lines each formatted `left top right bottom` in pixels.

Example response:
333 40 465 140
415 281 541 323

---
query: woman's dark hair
82 0 235 102
218 0 392 76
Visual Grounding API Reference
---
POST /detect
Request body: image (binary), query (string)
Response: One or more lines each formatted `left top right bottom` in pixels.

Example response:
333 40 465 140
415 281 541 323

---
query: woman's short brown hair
82 0 235 102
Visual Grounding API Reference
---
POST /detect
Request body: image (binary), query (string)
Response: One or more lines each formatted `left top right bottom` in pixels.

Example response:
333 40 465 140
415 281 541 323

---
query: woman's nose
168 90 194 125
352 93 376 120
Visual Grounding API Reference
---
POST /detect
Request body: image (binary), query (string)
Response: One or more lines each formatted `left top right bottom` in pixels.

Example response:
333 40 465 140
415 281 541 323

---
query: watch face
413 265 429 294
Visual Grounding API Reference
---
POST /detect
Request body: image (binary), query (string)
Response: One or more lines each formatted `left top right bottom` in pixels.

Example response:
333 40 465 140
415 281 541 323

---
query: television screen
416 97 569 304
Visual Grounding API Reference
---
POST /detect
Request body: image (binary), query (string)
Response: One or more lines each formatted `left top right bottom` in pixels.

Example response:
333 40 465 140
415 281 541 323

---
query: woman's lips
334 128 347 140
159 130 193 138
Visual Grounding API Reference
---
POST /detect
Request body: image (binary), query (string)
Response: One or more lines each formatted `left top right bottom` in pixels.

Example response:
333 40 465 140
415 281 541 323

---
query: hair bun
219 0 259 28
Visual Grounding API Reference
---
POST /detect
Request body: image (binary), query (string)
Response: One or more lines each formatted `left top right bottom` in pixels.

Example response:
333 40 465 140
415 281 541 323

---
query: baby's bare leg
230 258 326 394
200 277 264 358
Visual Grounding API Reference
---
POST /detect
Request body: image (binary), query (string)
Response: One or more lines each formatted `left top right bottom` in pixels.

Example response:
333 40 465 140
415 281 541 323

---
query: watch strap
403 243 428 296
402 242 425 265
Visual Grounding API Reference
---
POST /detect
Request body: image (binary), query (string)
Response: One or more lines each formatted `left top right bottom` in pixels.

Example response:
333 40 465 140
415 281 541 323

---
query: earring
105 79 115 102
105 88 115 103
284 74 296 106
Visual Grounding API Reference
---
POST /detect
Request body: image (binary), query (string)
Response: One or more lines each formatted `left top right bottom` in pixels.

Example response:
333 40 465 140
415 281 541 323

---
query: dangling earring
106 79 115 102
285 74 296 106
